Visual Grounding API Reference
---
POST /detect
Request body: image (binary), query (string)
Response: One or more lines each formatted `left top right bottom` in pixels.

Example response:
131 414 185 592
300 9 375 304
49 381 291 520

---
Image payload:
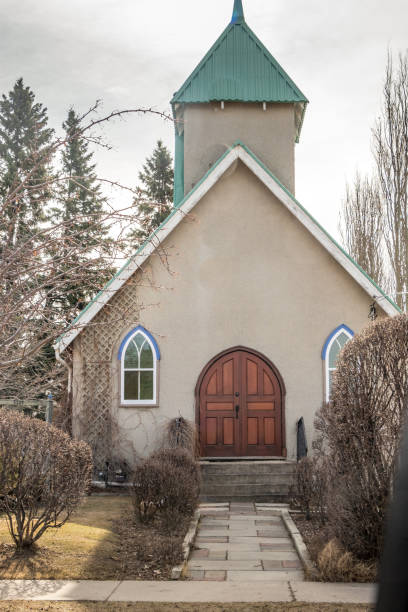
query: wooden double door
198 349 284 457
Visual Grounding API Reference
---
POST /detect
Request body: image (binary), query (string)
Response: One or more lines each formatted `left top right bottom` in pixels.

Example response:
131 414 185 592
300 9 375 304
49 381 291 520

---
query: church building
54 0 399 474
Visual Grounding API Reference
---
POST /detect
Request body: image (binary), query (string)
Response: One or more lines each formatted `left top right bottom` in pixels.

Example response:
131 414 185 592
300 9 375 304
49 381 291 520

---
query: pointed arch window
322 325 354 402
118 326 160 405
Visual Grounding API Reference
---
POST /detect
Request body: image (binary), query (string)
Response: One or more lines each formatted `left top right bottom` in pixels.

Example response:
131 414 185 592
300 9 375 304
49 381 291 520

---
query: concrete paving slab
196 543 261 551
257 529 288 537
228 536 288 544
292 582 378 604
0 580 120 601
228 551 299 561
103 579 290 601
0 580 378 604
189 560 262 571
227 571 304 582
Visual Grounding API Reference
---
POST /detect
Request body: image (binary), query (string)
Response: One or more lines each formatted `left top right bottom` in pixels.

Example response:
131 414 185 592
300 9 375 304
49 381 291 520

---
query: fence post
46 393 53 424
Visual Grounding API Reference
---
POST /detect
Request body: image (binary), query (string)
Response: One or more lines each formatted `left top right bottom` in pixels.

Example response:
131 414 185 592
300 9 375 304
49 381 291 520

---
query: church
54 0 399 473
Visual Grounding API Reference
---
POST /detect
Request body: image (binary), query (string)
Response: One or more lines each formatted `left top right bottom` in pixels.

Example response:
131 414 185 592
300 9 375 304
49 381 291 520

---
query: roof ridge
241 21 308 102
171 22 233 105
171 20 307 106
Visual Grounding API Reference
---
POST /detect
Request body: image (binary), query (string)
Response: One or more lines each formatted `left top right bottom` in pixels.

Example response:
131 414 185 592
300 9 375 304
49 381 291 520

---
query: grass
0 604 373 611
0 491 188 580
0 493 130 580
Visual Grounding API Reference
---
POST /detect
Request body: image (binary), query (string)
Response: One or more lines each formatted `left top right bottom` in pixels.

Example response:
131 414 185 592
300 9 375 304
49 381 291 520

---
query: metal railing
0 394 53 423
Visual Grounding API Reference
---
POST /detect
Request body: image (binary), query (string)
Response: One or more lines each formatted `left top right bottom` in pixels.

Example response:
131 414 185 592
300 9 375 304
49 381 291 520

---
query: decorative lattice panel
75 274 144 470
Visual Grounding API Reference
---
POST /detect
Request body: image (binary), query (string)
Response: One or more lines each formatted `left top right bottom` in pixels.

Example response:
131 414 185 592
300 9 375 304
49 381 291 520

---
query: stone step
200 494 290 503
202 474 294 485
200 460 295 502
201 483 291 495
200 461 295 476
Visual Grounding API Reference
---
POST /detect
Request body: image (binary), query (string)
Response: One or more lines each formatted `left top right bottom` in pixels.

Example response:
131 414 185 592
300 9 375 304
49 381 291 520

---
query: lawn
0 492 185 580
0 604 373 612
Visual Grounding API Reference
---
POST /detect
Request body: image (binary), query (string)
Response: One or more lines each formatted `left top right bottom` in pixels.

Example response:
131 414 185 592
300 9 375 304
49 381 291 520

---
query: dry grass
293 514 377 583
0 491 187 581
0 493 129 580
0 603 373 611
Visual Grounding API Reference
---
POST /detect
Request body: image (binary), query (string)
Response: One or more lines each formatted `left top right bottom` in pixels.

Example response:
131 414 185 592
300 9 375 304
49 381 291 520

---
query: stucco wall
183 102 296 196
72 160 385 465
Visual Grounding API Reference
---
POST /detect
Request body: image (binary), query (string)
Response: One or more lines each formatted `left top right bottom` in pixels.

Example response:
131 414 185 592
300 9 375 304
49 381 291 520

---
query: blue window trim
321 324 354 360
118 326 161 361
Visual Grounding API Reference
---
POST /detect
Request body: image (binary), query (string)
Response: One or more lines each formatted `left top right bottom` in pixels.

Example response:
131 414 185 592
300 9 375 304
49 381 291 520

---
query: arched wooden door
197 348 285 457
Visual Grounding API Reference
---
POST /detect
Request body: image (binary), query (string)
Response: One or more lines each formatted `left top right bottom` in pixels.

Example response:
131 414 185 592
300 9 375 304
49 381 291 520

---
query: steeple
171 0 308 205
231 0 244 24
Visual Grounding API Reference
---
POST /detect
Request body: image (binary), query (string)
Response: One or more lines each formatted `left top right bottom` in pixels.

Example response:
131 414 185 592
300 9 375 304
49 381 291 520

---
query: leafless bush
132 448 200 526
316 314 408 560
161 417 198 457
290 455 328 525
0 408 92 549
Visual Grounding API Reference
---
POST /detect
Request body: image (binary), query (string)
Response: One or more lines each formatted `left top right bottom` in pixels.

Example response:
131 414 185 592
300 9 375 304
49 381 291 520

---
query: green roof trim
56 141 400 349
234 141 401 314
170 16 308 135
54 145 238 347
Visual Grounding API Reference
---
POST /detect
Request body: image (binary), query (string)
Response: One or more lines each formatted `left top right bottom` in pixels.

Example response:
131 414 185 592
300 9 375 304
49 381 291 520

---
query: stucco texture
183 102 296 195
72 160 383 466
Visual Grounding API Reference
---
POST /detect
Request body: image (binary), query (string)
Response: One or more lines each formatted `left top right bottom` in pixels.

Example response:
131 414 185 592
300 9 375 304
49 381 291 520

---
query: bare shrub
161 417 198 457
0 409 92 549
316 314 408 560
135 533 183 566
132 448 200 525
291 455 328 525
316 539 376 583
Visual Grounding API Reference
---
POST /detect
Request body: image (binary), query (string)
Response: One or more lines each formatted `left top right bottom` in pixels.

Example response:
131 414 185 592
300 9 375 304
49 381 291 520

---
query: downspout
172 103 185 206
55 347 73 430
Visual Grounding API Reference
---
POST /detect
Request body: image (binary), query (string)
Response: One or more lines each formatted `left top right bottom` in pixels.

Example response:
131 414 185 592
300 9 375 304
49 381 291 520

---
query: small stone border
171 509 201 580
281 509 319 579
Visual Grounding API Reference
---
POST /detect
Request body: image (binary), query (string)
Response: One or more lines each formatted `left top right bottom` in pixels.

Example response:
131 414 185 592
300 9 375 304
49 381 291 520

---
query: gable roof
54 142 401 355
170 11 308 142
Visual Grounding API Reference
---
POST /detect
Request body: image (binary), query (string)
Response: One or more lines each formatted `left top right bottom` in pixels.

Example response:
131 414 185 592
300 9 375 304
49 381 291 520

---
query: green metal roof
170 5 308 120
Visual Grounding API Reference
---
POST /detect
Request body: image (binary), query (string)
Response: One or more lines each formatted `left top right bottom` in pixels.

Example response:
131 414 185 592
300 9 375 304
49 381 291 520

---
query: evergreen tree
0 78 54 248
0 79 54 398
51 108 112 316
129 140 174 247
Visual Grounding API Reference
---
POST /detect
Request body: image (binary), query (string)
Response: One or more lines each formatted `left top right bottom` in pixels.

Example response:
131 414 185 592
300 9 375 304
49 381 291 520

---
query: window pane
124 371 139 400
337 332 349 350
329 370 334 396
125 341 139 368
134 333 145 350
140 371 154 400
329 333 350 368
140 342 153 368
328 343 341 369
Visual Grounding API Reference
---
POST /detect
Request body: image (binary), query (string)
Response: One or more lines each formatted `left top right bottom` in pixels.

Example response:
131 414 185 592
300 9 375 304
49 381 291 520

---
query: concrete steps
200 460 296 502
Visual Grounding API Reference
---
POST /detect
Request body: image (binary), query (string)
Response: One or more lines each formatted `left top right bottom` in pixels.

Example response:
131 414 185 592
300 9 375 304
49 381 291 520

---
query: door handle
235 405 239 419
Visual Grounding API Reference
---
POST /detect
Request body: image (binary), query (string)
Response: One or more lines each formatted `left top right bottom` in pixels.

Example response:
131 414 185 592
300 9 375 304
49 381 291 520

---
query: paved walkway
0 580 377 604
186 501 304 582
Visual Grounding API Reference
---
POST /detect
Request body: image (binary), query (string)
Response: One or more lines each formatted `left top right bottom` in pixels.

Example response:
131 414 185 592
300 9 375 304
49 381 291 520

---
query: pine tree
0 79 54 398
0 78 54 248
51 108 112 316
129 140 174 248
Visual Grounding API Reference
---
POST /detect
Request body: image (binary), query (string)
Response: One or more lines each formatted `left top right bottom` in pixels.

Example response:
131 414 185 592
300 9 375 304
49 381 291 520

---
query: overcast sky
1 0 407 238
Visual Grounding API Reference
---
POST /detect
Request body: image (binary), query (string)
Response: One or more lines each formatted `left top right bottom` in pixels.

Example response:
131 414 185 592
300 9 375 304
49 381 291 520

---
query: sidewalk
0 579 377 604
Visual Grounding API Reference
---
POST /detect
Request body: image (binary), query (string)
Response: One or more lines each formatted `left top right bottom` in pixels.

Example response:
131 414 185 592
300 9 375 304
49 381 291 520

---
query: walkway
186 501 304 581
0 579 377 604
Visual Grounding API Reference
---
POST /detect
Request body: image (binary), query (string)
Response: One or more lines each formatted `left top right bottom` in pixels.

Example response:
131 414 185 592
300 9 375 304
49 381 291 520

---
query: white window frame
121 330 157 406
324 327 353 402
